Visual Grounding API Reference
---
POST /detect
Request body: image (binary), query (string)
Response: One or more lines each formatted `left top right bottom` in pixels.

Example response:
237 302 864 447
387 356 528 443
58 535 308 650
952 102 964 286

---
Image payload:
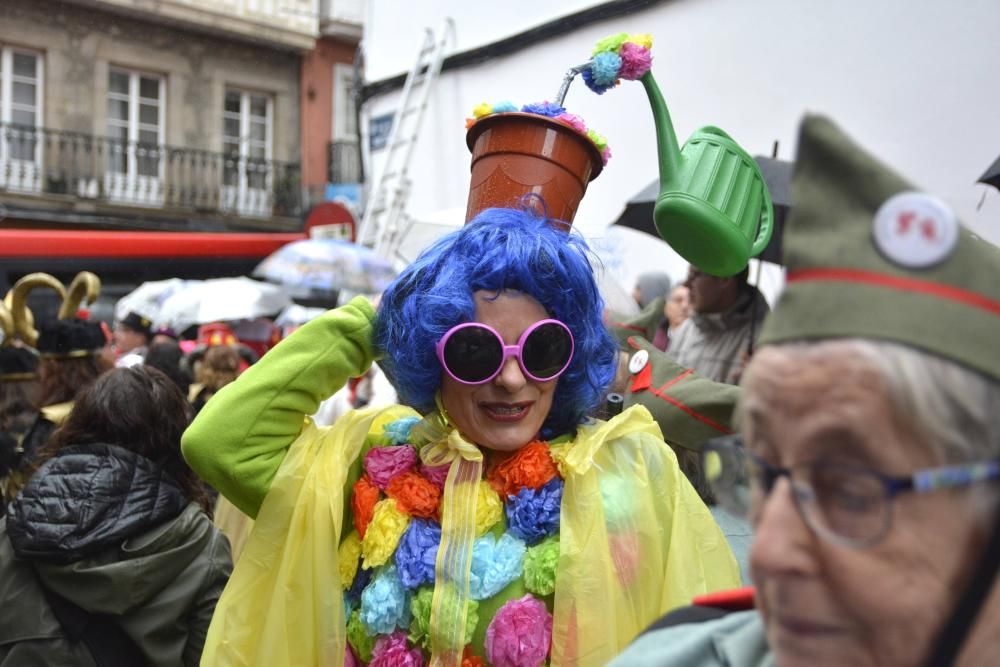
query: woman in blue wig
183 207 739 666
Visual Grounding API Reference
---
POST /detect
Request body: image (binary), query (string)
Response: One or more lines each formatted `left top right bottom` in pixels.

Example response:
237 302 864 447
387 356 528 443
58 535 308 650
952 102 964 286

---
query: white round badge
628 349 649 374
872 192 959 268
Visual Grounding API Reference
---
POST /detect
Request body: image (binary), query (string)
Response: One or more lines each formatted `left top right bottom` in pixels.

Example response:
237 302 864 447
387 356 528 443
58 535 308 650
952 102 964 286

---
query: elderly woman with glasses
611 116 1000 667
182 207 740 666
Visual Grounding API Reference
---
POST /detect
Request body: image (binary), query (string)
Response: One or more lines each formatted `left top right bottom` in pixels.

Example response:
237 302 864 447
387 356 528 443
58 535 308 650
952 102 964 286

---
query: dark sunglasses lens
521 322 572 379
442 326 502 383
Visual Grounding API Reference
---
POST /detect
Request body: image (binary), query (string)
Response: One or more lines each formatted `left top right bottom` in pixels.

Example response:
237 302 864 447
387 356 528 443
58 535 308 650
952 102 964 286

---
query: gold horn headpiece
8 273 67 347
0 300 15 347
58 271 102 320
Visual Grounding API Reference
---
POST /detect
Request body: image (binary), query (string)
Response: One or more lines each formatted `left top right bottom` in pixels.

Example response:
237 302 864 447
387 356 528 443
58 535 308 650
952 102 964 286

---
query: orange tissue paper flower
386 471 442 519
462 647 486 667
352 475 380 539
487 441 559 499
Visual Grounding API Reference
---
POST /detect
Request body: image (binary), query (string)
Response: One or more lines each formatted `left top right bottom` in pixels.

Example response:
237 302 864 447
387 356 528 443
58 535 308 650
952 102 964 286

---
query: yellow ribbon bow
412 398 482 667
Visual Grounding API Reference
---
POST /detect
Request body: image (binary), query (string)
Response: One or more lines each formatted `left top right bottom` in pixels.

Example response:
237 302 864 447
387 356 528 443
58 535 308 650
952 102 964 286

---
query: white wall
362 0 1000 289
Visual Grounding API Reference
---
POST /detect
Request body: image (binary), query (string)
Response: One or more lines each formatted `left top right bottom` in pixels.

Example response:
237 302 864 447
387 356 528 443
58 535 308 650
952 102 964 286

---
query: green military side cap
760 115 1000 382
607 296 666 348
619 335 740 451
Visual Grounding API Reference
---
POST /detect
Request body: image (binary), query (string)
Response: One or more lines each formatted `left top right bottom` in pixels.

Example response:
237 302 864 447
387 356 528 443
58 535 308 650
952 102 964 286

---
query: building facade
0 0 313 233
301 0 364 211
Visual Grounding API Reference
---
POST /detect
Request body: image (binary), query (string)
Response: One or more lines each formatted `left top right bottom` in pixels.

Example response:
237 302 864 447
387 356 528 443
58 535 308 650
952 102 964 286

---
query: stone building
0 0 316 231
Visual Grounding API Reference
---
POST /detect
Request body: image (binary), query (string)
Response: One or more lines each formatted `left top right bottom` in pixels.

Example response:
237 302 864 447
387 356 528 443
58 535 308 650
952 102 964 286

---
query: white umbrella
114 278 190 325
275 304 326 328
253 239 397 296
158 277 291 333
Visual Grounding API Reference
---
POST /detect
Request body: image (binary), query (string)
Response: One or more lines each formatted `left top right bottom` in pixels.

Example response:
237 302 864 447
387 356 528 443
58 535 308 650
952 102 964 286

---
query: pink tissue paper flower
485 594 553 667
555 113 587 134
618 42 652 80
344 643 360 667
365 445 418 489
369 631 424 667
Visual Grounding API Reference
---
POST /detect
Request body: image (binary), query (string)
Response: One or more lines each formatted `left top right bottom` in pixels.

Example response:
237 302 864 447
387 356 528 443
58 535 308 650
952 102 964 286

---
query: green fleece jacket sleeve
181 296 378 518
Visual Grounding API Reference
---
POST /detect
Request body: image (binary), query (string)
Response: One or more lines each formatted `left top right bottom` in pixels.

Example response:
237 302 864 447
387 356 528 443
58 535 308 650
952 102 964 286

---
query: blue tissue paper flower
591 51 622 86
395 518 441 589
347 561 373 603
492 101 518 113
360 565 411 635
468 532 526 600
383 416 420 445
347 560 373 603
344 592 354 619
506 477 563 545
521 101 566 117
582 68 614 95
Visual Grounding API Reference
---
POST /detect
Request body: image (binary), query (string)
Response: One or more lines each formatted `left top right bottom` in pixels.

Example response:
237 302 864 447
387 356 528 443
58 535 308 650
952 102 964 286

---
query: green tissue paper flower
592 32 629 55
524 535 560 596
346 609 376 662
408 587 479 649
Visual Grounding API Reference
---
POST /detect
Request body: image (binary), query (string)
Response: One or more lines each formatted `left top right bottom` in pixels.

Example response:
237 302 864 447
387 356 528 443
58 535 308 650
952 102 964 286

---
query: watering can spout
640 71 682 187
638 71 774 277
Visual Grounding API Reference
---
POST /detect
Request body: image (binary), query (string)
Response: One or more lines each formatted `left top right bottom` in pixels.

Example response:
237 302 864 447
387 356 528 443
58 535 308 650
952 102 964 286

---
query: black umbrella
613 156 793 265
978 155 1000 190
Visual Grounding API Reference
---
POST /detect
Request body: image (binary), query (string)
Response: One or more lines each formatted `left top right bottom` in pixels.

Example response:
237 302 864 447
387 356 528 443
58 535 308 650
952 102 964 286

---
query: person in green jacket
0 365 232 666
182 207 740 666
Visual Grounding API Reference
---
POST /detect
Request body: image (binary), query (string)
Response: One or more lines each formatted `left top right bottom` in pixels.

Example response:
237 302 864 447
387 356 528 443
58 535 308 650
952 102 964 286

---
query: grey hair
845 339 1000 463
750 339 1000 524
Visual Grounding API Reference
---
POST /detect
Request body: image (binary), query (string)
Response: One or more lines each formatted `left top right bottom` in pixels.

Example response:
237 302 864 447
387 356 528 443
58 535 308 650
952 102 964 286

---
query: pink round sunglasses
435 319 575 385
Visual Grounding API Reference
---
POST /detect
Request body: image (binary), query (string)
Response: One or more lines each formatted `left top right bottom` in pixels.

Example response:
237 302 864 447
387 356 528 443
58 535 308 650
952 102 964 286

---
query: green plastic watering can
640 72 773 277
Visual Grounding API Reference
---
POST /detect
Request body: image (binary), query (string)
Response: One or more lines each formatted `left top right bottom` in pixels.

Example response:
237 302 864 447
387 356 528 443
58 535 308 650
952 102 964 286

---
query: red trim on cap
787 268 1000 317
693 586 756 611
651 390 733 434
658 368 693 392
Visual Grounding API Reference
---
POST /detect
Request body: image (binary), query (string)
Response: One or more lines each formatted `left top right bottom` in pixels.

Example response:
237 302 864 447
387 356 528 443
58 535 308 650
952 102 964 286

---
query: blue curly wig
374 207 617 438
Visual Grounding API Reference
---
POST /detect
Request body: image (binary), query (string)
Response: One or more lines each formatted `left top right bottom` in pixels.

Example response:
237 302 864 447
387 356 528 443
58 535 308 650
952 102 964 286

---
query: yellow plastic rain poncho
200 403 740 666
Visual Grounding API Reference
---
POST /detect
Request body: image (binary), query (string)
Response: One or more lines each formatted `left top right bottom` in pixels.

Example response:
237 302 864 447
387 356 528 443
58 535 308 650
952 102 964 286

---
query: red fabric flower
487 441 559 499
386 471 442 519
351 474 380 539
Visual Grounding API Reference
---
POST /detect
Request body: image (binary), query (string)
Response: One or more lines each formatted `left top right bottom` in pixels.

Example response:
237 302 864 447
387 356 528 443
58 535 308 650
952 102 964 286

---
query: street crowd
0 111 997 667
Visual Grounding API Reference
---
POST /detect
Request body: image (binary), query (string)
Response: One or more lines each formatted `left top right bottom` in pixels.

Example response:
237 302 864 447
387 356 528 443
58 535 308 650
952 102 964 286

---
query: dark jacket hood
5 443 188 564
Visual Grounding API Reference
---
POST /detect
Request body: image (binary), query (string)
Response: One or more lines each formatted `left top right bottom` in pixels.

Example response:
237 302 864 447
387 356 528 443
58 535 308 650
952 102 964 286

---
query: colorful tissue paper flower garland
583 32 654 95
342 416 568 665
465 101 611 165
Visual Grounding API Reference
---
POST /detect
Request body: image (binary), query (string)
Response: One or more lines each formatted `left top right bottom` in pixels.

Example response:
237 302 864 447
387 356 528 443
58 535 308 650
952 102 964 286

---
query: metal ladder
358 18 453 260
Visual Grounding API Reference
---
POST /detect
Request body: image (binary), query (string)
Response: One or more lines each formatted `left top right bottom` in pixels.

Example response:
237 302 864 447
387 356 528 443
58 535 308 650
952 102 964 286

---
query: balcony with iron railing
0 122 302 224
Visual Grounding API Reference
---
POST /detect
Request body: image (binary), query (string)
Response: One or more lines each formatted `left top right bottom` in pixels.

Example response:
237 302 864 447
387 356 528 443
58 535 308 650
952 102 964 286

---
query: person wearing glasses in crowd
666 262 769 385
182 204 741 665
611 116 1000 666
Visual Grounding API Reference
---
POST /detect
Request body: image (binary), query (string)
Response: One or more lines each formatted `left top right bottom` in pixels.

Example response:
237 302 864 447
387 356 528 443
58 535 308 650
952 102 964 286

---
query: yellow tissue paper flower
361 498 411 569
475 480 503 536
338 530 362 590
628 33 653 49
472 102 493 119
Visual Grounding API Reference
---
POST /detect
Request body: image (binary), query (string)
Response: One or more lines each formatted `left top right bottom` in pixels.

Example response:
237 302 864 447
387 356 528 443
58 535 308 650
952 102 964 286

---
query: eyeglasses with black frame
703 433 1000 549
